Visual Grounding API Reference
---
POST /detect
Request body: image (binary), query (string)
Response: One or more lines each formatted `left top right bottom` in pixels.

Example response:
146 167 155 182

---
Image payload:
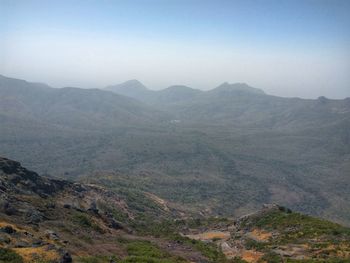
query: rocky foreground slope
181 205 350 262
0 156 133 262
0 157 223 263
0 157 349 262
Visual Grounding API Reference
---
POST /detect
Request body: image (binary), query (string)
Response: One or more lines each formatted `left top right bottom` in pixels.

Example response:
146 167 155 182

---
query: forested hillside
1 75 350 225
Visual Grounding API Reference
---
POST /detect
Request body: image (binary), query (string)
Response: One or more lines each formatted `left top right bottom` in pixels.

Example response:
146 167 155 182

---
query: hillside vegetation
0 156 228 263
1 75 350 225
1 157 349 262
177 205 350 262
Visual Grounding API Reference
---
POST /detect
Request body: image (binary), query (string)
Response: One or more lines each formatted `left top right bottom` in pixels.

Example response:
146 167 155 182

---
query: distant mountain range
104 80 266 107
1 74 350 226
105 78 350 130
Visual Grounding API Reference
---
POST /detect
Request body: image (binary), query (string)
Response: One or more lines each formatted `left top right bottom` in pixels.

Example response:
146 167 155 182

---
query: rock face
0 157 68 196
0 157 69 228
0 156 131 223
0 156 213 263
234 204 291 229
0 156 134 262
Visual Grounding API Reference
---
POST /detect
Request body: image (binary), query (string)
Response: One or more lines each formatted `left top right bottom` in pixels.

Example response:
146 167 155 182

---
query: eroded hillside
0 157 228 262
1 157 350 262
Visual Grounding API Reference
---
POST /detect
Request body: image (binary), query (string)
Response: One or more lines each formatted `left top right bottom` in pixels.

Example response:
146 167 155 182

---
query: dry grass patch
248 229 271 242
187 231 230 241
241 249 264 263
13 246 59 262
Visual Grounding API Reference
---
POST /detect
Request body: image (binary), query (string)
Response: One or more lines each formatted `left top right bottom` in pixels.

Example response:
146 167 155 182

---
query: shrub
73 213 92 228
244 238 266 251
72 212 103 233
258 252 281 263
231 257 248 263
0 248 23 263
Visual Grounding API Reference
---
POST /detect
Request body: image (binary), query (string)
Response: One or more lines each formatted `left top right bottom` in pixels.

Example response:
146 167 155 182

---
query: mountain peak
213 82 265 95
122 79 147 88
105 79 147 92
162 85 201 93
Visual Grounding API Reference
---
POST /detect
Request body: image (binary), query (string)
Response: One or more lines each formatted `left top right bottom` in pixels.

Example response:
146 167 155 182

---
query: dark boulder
88 201 99 214
45 202 56 209
0 235 10 244
0 201 17 215
108 218 123 230
25 209 44 224
0 225 16 234
60 252 72 263
45 230 59 240
14 241 30 248
32 239 44 247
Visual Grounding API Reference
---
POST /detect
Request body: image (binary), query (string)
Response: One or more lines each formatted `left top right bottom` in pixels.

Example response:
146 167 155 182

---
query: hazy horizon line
1 73 349 100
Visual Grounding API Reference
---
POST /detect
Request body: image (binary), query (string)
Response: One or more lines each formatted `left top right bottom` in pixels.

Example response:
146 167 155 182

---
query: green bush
286 259 350 263
121 256 182 263
118 240 187 263
0 248 23 263
258 251 281 263
126 241 167 258
253 210 350 243
244 238 266 251
76 255 119 263
230 257 248 263
72 212 103 233
73 213 92 227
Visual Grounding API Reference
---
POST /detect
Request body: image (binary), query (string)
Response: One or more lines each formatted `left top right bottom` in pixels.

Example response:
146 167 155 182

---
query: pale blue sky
1 0 349 98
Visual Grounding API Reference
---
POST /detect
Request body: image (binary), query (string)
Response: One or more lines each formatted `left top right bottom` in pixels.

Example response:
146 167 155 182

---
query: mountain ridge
1 74 350 227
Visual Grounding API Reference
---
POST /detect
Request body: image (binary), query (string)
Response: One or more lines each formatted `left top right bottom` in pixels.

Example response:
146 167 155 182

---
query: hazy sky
1 0 349 98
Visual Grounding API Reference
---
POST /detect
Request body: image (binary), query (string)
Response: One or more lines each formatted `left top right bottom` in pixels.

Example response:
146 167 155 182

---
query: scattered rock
45 230 59 240
278 206 292 213
0 235 10 244
108 218 123 230
46 244 56 251
88 201 99 214
14 241 30 248
26 209 44 224
0 201 17 215
0 225 16 234
72 184 86 192
60 252 72 263
32 239 44 247
23 231 34 237
73 206 85 212
273 249 293 257
46 202 56 209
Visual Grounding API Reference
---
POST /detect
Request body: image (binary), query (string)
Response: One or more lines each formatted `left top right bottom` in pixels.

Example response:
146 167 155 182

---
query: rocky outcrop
0 157 132 224
0 157 68 197
234 204 292 229
0 156 135 262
